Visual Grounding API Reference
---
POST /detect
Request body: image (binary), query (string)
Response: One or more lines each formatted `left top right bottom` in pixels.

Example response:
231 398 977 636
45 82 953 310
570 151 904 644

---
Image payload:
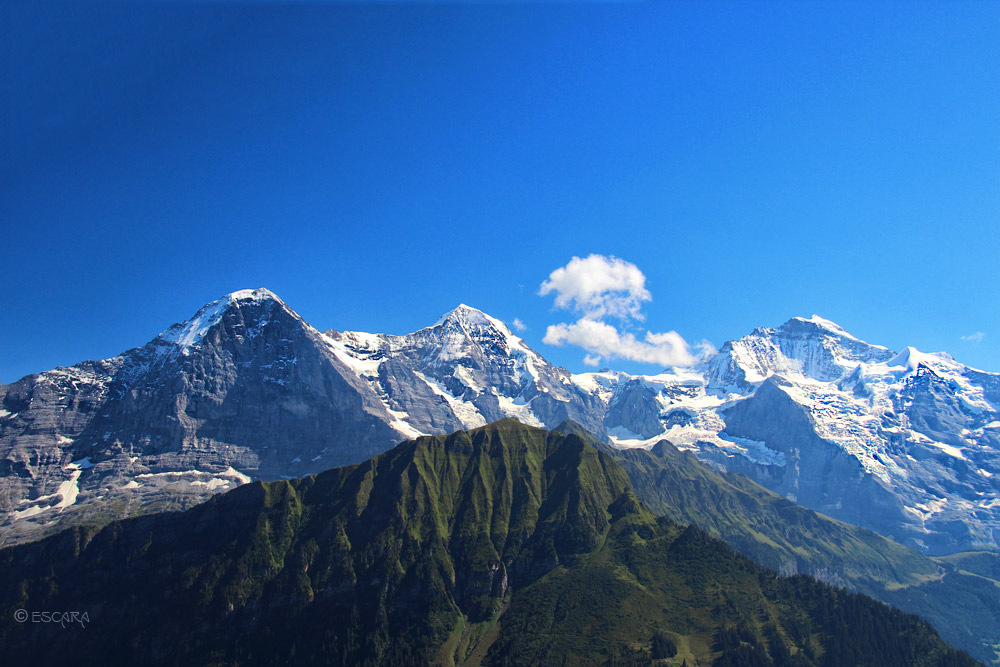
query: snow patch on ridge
158 297 232 350
413 370 487 428
718 433 786 466
386 408 426 439
321 331 385 378
495 390 545 428
133 467 252 491
11 460 87 520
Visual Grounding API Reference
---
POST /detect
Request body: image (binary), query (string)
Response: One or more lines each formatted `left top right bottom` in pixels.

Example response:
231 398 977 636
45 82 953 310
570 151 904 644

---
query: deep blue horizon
2 1 998 383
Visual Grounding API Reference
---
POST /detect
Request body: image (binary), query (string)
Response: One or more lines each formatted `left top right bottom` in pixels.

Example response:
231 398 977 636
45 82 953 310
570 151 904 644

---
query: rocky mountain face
322 303 606 438
3 291 999 559
602 316 1000 556
0 291 607 546
0 289 403 545
0 420 978 667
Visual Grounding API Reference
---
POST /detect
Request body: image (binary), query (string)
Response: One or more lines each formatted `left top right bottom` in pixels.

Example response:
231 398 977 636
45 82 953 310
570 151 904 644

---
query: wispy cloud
511 318 527 332
539 254 714 368
961 331 985 343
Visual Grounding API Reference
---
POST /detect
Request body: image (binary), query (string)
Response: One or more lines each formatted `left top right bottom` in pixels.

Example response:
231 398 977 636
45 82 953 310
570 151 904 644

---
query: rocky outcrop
718 377 909 543
603 380 663 439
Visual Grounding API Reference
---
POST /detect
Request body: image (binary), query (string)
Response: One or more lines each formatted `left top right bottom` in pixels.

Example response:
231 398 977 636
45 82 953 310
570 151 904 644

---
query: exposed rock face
323 303 607 438
0 289 401 546
0 294 606 546
719 377 909 542
602 379 663 439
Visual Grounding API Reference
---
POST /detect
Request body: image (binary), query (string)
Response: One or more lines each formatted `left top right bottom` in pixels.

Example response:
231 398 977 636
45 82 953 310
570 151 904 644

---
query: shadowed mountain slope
0 420 977 666
550 421 1000 665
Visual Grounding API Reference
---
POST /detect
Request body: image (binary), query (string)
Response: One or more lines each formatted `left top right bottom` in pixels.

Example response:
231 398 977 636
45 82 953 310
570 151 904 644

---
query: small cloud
543 318 710 367
511 318 527 332
538 254 651 320
961 332 985 343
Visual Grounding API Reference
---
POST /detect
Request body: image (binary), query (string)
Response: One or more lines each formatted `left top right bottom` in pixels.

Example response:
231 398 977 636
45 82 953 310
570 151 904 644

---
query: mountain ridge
0 420 979 666
553 420 1000 664
2 289 998 559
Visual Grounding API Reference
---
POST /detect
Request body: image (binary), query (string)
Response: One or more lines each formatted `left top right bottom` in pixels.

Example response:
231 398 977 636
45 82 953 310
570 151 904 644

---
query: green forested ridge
550 420 1000 665
0 419 979 666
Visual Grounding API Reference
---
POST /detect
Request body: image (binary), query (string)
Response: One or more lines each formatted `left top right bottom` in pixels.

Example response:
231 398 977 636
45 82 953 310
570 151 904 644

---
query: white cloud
538 254 651 320
543 318 710 367
511 318 527 332
539 254 713 368
693 339 719 359
961 331 985 343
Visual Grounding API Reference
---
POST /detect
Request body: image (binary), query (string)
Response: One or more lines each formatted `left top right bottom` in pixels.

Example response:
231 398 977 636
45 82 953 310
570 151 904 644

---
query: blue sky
1 0 998 383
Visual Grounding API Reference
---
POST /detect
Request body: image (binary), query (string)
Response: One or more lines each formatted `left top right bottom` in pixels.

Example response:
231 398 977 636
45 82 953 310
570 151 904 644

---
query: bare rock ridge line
2 288 999 557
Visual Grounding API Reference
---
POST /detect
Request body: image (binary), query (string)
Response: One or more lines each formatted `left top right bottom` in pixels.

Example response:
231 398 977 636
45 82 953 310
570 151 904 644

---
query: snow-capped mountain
704 315 896 391
0 289 402 545
322 304 605 438
2 291 998 555
0 291 601 546
584 316 1000 554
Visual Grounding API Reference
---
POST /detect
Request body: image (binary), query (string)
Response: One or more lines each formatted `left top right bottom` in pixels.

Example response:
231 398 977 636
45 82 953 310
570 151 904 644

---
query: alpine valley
2 289 999 663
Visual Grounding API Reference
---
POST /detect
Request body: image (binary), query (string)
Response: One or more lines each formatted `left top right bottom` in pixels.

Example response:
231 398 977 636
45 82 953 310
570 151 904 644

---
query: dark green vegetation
556 423 1000 665
0 420 980 666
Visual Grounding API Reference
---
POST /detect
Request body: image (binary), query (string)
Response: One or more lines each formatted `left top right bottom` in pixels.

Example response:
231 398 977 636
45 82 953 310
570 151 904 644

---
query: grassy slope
563 424 999 665
0 419 980 666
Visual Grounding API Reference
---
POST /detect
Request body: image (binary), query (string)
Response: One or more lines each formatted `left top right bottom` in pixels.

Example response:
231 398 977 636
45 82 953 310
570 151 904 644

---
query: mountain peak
156 287 291 351
227 287 283 305
430 303 527 342
433 303 497 328
707 314 896 390
886 345 959 374
782 314 859 341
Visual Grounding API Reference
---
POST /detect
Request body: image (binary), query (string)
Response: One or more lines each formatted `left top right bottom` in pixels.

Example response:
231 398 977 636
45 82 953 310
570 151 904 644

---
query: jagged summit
429 302 518 338
433 303 491 326
410 303 538 369
320 303 602 440
705 314 897 391
155 287 294 351
229 286 281 303
782 314 862 341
